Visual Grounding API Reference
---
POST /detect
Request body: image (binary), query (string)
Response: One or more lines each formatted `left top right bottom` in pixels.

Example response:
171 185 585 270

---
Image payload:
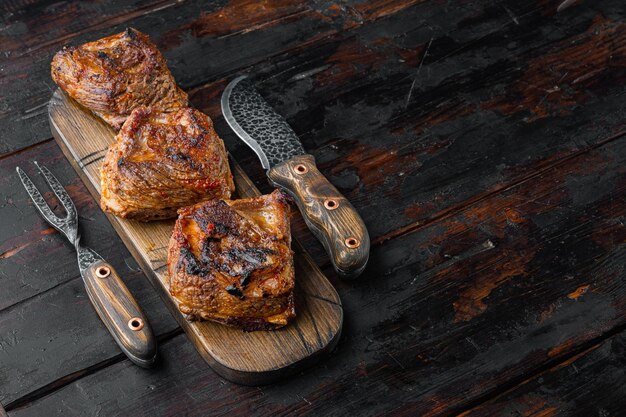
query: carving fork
16 162 157 367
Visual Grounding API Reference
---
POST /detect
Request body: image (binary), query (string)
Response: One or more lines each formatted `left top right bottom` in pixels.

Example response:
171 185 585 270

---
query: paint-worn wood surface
1 0 626 415
48 89 343 385
462 331 626 417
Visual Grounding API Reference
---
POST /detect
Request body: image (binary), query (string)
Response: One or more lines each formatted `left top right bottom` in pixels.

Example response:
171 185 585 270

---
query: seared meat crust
168 190 295 331
100 106 234 221
51 28 187 130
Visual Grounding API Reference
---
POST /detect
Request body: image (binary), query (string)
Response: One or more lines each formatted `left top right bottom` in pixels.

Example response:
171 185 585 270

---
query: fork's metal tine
33 161 77 221
15 166 67 231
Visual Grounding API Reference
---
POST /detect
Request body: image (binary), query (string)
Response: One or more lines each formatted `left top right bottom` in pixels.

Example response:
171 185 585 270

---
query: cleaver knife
221 75 370 278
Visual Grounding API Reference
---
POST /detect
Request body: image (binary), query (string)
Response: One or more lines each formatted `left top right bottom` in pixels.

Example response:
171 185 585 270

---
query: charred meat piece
51 28 187 130
100 106 234 221
168 190 295 331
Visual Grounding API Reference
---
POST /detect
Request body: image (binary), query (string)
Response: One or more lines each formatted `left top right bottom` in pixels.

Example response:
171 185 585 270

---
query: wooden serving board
49 89 343 385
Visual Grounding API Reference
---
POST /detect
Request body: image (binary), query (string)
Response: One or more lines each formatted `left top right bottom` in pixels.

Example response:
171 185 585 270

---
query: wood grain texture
49 89 342 385
0 0 420 156
0 267 177 408
190 0 626 249
3 0 626 415
461 332 626 416
268 154 370 278
82 260 157 367
16 97 626 415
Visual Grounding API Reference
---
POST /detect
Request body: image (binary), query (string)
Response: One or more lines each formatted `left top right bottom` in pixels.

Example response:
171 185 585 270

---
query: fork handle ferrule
82 260 157 367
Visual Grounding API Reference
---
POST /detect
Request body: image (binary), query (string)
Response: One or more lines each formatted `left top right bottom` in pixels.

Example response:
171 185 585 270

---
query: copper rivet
96 266 111 278
128 317 144 331
324 199 339 210
345 237 360 248
294 164 308 174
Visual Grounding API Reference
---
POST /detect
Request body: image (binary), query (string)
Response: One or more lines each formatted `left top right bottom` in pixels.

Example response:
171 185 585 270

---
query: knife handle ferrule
268 154 370 278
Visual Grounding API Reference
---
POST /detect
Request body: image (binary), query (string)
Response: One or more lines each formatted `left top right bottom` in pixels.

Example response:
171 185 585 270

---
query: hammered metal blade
221 75 306 169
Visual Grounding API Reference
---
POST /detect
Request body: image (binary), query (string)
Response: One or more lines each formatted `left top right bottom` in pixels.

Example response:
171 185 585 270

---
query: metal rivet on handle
294 164 308 174
128 317 144 331
324 199 339 210
96 266 111 278
345 237 360 248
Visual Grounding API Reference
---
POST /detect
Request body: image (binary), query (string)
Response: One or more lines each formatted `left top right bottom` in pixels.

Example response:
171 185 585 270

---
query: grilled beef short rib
168 190 295 331
51 28 187 130
100 106 234 221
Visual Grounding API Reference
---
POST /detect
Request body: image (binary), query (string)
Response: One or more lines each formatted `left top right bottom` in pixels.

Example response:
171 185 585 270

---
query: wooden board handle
82 260 157 367
268 154 370 278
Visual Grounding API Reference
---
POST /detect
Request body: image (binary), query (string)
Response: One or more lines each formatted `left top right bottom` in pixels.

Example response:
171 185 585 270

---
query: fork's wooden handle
82 260 157 367
268 154 370 278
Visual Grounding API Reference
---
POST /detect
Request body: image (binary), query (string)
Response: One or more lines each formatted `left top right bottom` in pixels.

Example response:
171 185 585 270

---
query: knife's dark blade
221 75 306 169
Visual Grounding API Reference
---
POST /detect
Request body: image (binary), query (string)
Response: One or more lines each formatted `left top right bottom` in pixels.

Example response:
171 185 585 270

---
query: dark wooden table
1 1 625 416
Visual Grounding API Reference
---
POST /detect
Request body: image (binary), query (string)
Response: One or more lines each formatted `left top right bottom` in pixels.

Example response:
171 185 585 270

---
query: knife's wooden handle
268 154 370 278
83 260 157 367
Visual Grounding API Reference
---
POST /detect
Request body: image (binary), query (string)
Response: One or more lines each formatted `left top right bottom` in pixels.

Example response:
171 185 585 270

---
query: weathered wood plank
1 0 175 52
0 0 420 155
190 0 626 249
8 108 626 416
460 332 626 416
3 1 626 414
0 269 178 406
7 0 622 268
